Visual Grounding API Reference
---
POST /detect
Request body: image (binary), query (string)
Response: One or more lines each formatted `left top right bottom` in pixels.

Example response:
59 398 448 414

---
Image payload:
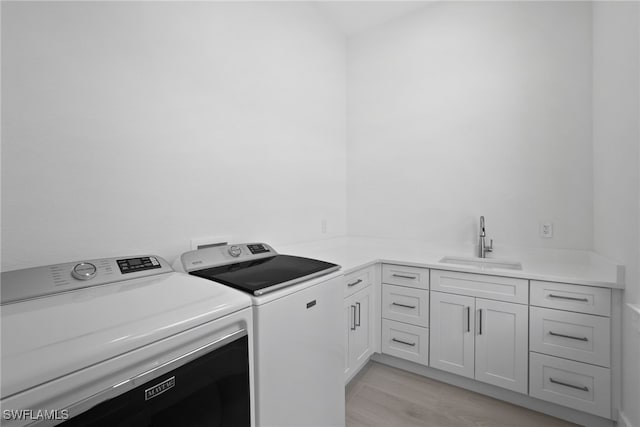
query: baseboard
372 353 615 427
617 411 637 427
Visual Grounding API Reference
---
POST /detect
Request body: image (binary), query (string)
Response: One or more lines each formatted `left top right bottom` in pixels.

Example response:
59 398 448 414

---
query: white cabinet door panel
475 299 528 393
382 264 429 289
382 284 429 327
430 292 475 378
381 319 429 366
530 281 611 316
431 270 528 304
530 352 611 418
530 306 610 367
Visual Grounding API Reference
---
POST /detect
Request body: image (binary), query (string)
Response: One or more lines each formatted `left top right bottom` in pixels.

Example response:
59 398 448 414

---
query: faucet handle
486 239 494 252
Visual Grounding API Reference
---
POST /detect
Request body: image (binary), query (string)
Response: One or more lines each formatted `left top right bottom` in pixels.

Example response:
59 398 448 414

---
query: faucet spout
478 216 493 258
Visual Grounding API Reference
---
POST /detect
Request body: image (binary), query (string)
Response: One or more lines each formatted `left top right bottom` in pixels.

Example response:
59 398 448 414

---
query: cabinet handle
392 274 416 279
549 377 589 392
351 305 356 331
392 338 416 347
391 302 417 309
355 302 361 327
478 309 483 335
549 331 589 341
548 294 589 302
466 306 470 332
347 279 363 287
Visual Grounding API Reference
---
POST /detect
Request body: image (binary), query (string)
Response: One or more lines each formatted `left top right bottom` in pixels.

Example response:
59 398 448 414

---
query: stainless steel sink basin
439 256 523 270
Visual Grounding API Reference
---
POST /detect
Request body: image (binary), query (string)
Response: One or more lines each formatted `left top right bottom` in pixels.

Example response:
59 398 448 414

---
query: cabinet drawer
530 352 611 418
530 307 610 367
382 284 429 327
344 266 373 298
530 281 611 316
382 264 429 290
381 319 429 366
431 270 528 304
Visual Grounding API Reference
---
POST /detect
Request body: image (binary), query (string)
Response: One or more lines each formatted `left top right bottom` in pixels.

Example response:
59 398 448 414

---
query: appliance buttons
71 262 97 281
228 246 242 257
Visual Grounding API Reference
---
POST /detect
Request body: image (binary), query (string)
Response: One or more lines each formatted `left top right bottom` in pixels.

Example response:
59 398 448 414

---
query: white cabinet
344 267 375 382
475 298 528 393
380 264 430 366
529 280 613 418
530 306 610 367
429 269 529 394
429 291 475 378
382 283 429 327
381 319 429 365
530 353 611 418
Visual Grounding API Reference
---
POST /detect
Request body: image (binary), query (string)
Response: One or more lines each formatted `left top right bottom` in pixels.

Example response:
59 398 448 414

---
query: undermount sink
439 256 523 271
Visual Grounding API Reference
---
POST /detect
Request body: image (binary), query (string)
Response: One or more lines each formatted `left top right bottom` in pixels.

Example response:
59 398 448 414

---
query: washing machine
174 243 345 427
1 255 253 426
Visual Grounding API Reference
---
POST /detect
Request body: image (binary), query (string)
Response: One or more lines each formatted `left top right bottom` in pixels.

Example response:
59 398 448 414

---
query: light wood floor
346 362 579 427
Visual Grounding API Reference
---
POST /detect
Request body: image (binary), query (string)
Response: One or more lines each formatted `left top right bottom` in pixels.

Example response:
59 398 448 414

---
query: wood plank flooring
346 362 579 427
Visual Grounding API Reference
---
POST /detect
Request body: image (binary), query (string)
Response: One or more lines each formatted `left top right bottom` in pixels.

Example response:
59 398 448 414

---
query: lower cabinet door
345 286 373 381
429 291 475 379
381 319 429 365
474 298 528 393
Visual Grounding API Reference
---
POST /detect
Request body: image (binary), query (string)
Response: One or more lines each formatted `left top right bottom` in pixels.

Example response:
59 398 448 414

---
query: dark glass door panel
62 336 250 427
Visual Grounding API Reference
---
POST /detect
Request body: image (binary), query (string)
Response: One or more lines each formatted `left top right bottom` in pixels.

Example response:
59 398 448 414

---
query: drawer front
431 270 528 304
382 264 429 290
381 319 429 366
530 281 611 316
530 307 610 367
530 352 611 418
382 284 429 327
344 266 374 298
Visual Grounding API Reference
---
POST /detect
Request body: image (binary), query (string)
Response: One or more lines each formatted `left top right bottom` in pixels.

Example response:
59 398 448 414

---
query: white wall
347 1 593 250
1 2 347 270
592 2 640 426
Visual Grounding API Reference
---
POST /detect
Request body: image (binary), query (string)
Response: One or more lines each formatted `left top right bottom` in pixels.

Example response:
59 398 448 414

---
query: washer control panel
72 262 98 280
228 246 242 257
1 255 173 305
117 256 161 274
247 244 270 254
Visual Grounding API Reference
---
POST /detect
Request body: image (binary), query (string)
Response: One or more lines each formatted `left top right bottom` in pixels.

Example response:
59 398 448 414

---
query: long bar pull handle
478 309 483 335
466 306 470 332
391 302 417 309
392 338 416 347
351 305 356 331
392 274 416 279
549 331 589 341
347 279 363 287
355 302 361 327
548 294 589 302
549 378 589 392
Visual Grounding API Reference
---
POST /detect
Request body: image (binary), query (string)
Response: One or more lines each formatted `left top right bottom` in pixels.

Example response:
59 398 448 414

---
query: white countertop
278 237 624 289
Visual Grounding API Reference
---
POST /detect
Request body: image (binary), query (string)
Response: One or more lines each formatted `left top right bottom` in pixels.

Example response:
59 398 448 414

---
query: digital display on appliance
117 257 161 274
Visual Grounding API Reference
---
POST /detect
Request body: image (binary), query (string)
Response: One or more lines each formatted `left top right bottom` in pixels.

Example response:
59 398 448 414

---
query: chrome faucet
478 216 493 258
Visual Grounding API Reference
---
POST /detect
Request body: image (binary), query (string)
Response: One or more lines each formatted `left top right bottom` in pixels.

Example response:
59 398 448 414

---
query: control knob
228 246 242 257
71 262 97 281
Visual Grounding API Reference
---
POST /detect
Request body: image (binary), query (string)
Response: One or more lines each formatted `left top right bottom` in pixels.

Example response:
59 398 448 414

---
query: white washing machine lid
1 270 251 400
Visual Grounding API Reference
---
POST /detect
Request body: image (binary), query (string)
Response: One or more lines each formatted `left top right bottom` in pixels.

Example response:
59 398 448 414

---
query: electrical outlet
321 219 327 234
539 222 553 238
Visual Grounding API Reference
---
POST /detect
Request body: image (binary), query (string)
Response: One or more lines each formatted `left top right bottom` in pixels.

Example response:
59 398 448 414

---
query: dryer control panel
179 243 276 272
1 255 173 304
